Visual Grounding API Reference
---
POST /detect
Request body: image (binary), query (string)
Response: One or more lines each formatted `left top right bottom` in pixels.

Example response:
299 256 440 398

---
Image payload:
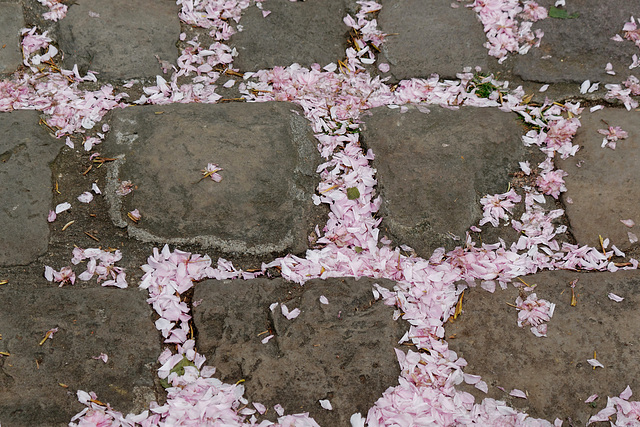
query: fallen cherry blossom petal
55 202 71 214
585 393 598 403
319 399 332 410
621 219 635 227
587 358 604 369
77 192 93 203
319 295 329 304
510 389 528 399
92 353 108 363
261 334 274 344
608 292 624 302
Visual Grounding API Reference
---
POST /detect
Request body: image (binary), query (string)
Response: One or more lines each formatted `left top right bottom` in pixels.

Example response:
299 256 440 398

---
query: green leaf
549 6 579 19
160 356 197 388
347 187 360 200
354 246 363 253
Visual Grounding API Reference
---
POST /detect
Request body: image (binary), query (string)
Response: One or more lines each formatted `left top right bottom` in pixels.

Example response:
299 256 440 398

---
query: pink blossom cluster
176 0 250 40
535 158 567 199
588 386 640 425
479 188 521 227
343 1 386 49
72 247 128 288
37 0 67 22
515 292 555 337
44 265 76 287
598 125 629 150
468 0 546 62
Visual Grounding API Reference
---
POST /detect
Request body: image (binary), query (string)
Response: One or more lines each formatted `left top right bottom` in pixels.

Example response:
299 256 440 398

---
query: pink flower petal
620 219 635 228
585 393 598 403
510 389 528 399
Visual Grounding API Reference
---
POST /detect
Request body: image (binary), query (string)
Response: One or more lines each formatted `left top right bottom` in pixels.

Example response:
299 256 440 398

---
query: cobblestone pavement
1 0 640 426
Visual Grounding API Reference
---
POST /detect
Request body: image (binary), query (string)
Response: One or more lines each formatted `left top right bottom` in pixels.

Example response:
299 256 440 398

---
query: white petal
319 399 332 410
55 202 71 214
608 292 624 302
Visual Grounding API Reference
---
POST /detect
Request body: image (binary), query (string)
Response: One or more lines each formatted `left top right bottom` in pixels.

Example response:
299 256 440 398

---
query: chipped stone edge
105 155 296 256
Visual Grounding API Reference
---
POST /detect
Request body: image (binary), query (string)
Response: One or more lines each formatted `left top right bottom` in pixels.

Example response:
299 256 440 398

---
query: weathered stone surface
0 111 61 267
0 285 159 426
514 1 640 84
230 0 349 71
192 277 406 425
556 108 640 251
362 106 526 258
446 270 640 425
58 0 180 79
378 0 495 80
102 102 322 257
0 3 23 74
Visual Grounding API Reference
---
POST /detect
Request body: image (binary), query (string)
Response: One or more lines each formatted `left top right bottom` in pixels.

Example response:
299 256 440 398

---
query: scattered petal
608 292 624 302
319 399 333 410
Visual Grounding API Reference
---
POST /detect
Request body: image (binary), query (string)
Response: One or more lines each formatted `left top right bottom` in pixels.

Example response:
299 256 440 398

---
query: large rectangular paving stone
230 0 349 71
0 285 160 426
103 102 323 257
446 270 640 425
514 1 640 84
556 108 640 251
379 0 494 80
192 277 406 426
0 3 23 75
58 0 180 79
362 106 527 258
0 111 61 267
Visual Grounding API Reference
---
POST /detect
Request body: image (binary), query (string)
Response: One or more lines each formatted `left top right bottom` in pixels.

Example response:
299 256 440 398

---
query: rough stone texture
192 277 407 426
0 285 159 426
378 0 495 80
362 106 526 258
514 1 640 84
556 108 640 251
230 0 349 71
446 270 640 425
0 3 23 75
102 102 322 257
58 0 180 79
0 111 61 267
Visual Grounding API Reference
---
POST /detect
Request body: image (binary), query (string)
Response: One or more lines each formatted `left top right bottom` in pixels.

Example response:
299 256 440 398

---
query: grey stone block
513 1 640 84
446 270 640 425
0 3 23 74
58 0 180 79
0 111 61 267
556 108 640 251
378 0 494 80
362 105 526 258
0 285 159 426
230 0 349 71
192 277 406 426
102 102 323 256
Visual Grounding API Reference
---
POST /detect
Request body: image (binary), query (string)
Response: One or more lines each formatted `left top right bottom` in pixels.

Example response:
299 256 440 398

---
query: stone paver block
0 111 61 267
379 0 494 80
230 0 348 71
58 0 180 79
103 102 322 256
363 106 526 258
514 1 640 84
556 108 640 251
192 277 406 426
0 285 160 426
446 270 640 425
0 3 23 74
